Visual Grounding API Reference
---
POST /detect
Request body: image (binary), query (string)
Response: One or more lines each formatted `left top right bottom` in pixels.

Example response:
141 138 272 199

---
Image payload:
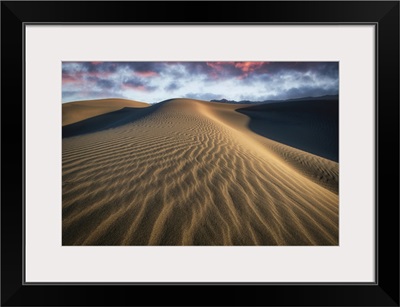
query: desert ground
62 97 339 245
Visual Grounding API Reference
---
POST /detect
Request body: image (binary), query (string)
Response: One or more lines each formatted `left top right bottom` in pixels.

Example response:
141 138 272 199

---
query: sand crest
62 98 149 126
62 98 339 245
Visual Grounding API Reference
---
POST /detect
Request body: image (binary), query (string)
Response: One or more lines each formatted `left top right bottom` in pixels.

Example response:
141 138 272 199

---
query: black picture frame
1 1 399 306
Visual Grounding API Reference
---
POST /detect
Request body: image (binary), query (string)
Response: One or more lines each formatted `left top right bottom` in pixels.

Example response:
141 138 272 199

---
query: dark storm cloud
124 62 162 73
63 61 338 80
165 82 180 92
63 62 161 78
62 61 338 103
256 62 337 76
165 62 338 84
123 78 144 87
96 79 115 89
181 62 246 80
122 78 157 92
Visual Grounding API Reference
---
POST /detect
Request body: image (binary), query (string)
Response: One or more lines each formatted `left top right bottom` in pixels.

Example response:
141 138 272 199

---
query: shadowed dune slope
62 98 150 126
62 105 160 138
62 98 339 246
237 99 339 162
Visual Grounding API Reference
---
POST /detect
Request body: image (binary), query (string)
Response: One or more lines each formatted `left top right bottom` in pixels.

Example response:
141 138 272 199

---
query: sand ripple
62 99 339 245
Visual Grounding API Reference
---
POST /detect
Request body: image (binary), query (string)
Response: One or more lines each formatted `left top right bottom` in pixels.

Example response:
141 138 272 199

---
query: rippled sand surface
62 98 338 245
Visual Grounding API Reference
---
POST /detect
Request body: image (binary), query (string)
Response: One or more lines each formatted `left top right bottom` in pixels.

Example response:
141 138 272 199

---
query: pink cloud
206 62 234 71
206 62 235 79
135 71 159 78
86 71 113 78
62 75 77 84
122 84 147 91
206 62 268 79
234 62 264 73
63 71 113 81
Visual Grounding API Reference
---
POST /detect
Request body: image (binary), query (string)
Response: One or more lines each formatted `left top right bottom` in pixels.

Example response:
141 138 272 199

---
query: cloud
62 90 126 102
184 92 222 101
122 79 147 91
96 79 115 89
165 82 180 92
135 71 159 77
122 78 157 92
62 61 338 103
62 74 78 84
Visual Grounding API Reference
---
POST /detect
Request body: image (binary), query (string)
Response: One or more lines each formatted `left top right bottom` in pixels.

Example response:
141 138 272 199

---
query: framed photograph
2 1 399 306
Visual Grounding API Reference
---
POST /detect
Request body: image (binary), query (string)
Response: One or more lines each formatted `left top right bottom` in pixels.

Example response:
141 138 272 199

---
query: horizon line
62 93 339 105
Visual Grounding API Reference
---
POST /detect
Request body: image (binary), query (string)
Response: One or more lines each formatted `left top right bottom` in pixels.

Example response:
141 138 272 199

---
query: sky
62 62 338 103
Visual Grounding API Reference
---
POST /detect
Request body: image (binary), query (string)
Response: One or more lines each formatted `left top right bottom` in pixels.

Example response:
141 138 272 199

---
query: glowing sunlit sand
62 98 338 245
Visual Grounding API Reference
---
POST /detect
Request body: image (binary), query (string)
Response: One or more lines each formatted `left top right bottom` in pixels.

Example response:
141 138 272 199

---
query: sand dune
62 98 149 126
62 98 339 245
238 99 338 162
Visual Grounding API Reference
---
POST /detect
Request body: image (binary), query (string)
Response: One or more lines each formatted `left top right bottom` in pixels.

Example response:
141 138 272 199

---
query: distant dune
62 98 149 126
238 98 339 162
62 98 339 245
210 94 338 105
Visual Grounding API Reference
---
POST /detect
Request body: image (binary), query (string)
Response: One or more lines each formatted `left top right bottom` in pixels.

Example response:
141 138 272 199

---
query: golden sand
62 98 149 126
62 98 338 245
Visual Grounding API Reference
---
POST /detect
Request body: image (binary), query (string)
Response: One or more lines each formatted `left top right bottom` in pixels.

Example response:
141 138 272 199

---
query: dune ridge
62 98 339 245
237 99 339 162
62 98 150 126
